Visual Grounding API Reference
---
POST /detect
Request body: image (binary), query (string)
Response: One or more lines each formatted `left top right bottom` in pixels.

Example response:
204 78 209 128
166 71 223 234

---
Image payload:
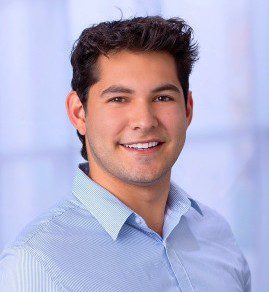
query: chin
124 170 167 185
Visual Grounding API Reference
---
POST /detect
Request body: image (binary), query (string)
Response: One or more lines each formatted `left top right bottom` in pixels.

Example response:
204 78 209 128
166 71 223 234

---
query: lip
120 142 164 154
120 139 164 145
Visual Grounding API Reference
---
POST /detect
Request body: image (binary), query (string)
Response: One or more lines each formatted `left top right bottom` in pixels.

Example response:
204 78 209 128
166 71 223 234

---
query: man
0 16 251 291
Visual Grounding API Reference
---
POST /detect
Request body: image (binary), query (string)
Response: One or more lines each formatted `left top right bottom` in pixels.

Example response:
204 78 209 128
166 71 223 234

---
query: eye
155 95 174 102
108 97 126 103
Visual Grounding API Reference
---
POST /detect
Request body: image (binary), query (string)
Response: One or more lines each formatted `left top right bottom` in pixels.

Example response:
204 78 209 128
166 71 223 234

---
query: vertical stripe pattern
0 163 251 291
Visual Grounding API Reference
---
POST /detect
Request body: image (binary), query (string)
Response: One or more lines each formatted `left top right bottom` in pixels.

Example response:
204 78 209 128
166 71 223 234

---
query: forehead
95 50 179 85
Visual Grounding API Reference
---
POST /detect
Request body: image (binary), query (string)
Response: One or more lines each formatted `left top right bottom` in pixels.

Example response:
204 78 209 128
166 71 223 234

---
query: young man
0 16 251 291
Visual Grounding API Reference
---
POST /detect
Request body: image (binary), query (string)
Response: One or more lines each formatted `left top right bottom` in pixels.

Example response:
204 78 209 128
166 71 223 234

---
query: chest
37 232 244 292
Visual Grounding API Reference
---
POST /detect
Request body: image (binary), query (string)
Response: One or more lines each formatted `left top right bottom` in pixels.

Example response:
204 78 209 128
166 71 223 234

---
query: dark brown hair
70 16 199 161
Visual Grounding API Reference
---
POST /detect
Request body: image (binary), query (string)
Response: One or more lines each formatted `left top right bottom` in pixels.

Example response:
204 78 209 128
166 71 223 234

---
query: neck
88 165 171 238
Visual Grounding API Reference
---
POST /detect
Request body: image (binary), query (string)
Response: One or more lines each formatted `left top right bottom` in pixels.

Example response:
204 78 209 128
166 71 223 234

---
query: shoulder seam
12 202 80 249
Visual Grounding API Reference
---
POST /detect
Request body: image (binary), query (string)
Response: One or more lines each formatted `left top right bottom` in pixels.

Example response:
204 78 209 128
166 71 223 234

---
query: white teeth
124 141 159 149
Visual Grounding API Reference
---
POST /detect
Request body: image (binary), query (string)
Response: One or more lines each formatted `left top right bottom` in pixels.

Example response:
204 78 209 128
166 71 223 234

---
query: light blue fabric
0 163 251 291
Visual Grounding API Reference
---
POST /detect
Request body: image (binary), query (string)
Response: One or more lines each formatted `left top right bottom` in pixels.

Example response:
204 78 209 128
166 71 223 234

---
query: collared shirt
0 162 251 292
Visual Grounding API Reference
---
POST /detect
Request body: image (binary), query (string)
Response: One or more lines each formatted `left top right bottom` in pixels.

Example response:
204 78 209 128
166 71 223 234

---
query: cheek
160 107 186 136
87 107 125 139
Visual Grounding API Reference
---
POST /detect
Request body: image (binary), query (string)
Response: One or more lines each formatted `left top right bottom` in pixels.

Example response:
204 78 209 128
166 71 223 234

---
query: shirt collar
72 162 203 241
72 163 134 241
189 197 203 216
166 181 203 217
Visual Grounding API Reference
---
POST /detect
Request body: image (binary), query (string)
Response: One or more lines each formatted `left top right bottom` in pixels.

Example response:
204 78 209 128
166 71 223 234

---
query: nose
128 101 159 131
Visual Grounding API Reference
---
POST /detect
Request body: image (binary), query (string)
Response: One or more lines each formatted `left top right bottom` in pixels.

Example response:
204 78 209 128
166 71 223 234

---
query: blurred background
0 0 268 291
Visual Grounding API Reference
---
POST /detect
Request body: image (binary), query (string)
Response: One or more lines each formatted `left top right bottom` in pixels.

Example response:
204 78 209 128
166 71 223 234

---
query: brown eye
108 97 126 103
155 96 173 102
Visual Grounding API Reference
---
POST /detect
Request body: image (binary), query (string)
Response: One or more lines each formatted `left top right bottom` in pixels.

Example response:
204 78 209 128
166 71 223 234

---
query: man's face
84 50 193 186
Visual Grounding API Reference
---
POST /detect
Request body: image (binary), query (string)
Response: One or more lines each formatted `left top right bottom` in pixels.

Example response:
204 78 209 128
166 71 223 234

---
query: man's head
66 16 198 186
69 16 198 160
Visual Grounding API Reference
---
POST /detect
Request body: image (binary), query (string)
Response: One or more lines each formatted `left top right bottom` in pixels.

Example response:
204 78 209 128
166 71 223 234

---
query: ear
65 91 86 135
186 90 193 127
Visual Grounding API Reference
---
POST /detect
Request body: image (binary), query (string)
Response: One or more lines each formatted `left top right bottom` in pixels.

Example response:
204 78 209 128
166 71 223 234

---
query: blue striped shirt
0 162 251 291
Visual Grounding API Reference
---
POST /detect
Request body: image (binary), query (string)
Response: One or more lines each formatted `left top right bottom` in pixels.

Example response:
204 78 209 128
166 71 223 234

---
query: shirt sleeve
0 247 60 292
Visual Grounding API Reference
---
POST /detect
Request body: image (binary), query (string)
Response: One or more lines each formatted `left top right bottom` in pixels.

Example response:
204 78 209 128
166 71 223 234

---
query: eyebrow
101 86 134 97
151 83 181 94
100 83 181 97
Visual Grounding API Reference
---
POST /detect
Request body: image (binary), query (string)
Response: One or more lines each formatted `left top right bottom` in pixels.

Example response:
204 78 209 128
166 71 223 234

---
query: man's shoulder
3 196 81 252
186 196 239 243
0 195 96 291
191 198 228 220
0 197 76 292
0 240 61 291
188 196 230 223
189 197 251 290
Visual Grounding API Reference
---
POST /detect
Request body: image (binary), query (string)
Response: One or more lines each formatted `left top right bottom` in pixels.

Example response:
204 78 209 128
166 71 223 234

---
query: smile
120 142 164 154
